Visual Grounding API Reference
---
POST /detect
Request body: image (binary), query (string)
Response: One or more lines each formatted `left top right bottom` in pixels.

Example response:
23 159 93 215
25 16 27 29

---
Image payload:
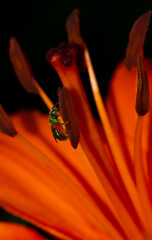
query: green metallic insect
49 103 68 142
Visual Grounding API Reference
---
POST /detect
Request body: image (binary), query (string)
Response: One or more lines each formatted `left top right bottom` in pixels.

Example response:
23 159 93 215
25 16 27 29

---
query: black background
0 0 152 239
1 0 152 116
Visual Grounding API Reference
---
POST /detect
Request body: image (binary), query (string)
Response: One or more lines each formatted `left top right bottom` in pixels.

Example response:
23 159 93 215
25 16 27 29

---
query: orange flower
0 9 152 240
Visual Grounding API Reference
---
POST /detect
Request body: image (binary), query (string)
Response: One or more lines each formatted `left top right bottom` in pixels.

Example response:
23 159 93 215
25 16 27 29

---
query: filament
134 116 152 236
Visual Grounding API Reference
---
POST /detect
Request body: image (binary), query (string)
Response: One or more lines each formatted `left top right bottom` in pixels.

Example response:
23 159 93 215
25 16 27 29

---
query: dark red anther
0 105 17 137
135 54 150 116
66 9 86 72
9 37 38 94
125 10 151 71
58 87 80 149
66 9 84 46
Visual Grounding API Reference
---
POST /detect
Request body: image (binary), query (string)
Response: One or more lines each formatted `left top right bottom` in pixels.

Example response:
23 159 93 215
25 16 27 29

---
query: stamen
9 37 53 110
84 47 147 229
134 116 152 236
125 10 151 71
32 80 53 110
47 43 116 181
46 41 148 230
65 9 147 225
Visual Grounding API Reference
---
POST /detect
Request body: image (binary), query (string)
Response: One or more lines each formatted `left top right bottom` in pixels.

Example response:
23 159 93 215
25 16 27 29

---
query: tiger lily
0 9 152 240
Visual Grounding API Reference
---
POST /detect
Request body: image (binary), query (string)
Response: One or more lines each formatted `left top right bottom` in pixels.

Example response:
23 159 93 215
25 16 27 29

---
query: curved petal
0 110 111 240
9 110 111 205
0 222 47 240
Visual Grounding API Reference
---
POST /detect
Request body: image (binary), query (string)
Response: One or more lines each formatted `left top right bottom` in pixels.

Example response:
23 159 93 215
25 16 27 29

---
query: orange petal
0 137 102 239
0 222 47 240
106 58 152 141
106 58 152 182
0 110 115 240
